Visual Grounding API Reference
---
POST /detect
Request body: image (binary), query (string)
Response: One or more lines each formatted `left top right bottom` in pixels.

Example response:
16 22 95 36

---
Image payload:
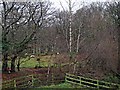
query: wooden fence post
14 80 16 88
79 77 81 86
65 73 67 82
31 75 34 87
97 80 99 89
52 73 54 85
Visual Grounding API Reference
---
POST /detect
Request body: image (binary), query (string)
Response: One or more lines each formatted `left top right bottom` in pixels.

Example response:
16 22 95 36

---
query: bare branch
59 1 66 12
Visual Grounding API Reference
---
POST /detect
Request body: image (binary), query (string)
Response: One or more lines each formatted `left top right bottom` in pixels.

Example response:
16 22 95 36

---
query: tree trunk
2 2 8 73
2 53 8 73
73 63 76 74
68 55 72 73
118 26 120 74
76 26 81 53
17 57 20 71
11 55 17 72
69 0 72 53
47 55 52 83
73 57 77 74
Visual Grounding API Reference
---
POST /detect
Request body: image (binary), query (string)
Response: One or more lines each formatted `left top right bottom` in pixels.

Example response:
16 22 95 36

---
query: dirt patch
2 68 48 80
2 66 67 81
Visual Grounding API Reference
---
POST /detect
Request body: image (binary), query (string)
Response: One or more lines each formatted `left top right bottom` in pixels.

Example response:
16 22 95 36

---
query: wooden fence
2 73 120 89
2 73 65 89
65 73 120 89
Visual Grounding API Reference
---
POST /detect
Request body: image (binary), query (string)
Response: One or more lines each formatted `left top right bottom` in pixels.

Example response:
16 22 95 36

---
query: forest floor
2 66 105 81
2 68 48 80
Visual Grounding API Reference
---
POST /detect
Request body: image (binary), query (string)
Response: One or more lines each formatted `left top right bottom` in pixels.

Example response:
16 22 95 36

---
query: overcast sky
50 0 116 11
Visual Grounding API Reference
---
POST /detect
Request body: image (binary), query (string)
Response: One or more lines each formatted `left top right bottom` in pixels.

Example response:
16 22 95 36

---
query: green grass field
19 56 55 68
6 56 55 68
6 55 70 69
29 83 82 90
41 83 80 88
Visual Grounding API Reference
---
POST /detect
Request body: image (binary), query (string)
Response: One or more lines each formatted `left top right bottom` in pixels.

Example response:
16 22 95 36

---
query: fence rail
2 73 65 89
3 73 120 89
65 73 120 89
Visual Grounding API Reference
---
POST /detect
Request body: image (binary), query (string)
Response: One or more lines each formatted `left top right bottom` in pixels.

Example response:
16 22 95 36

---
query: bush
104 74 120 84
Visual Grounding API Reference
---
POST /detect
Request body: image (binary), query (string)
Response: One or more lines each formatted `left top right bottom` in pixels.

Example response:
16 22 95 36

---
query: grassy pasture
19 55 55 68
6 55 53 68
30 83 82 89
6 54 69 68
21 56 52 68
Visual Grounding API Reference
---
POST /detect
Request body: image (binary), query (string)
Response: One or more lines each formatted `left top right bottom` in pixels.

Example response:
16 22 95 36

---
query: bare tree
68 0 72 53
1 1 53 72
